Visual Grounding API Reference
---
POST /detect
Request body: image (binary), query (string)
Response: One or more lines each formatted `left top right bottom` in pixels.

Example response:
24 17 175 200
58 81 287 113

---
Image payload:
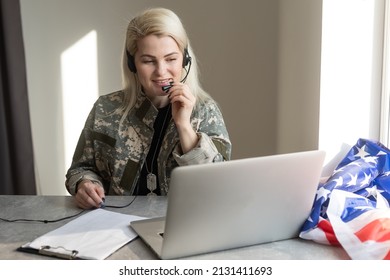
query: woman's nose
155 61 168 75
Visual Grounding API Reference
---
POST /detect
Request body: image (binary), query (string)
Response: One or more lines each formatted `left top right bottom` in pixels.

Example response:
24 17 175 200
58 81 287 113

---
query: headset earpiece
126 50 137 73
183 48 192 68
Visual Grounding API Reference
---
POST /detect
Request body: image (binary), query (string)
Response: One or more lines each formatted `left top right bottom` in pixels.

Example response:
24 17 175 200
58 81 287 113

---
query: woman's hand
168 83 199 153
75 180 105 209
168 83 195 126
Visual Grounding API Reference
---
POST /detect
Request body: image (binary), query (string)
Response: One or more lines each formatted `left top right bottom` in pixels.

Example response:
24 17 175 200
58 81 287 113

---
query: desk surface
0 195 350 260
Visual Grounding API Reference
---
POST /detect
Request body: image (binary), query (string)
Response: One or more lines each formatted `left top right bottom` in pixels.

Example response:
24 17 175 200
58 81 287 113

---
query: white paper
23 209 145 259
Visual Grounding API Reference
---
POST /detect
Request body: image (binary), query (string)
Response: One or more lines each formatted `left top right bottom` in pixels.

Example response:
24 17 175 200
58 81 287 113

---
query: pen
99 197 105 208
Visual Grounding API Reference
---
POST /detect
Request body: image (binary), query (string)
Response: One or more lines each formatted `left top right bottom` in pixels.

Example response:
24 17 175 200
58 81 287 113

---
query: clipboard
17 244 81 260
17 209 145 260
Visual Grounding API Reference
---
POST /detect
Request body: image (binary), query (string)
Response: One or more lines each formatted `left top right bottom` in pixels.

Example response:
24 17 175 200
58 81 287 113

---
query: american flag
300 138 390 259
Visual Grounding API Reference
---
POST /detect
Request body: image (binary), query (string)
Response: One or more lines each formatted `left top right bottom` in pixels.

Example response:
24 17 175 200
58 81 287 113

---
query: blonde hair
120 7 211 111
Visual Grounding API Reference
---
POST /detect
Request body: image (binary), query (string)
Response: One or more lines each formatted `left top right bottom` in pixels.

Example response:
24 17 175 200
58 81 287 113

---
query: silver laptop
130 150 325 259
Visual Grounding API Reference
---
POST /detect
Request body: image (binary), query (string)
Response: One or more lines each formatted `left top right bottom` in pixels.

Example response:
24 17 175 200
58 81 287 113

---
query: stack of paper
20 209 145 259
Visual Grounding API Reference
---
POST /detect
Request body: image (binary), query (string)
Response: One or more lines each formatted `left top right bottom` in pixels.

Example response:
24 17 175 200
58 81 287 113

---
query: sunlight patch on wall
61 30 99 175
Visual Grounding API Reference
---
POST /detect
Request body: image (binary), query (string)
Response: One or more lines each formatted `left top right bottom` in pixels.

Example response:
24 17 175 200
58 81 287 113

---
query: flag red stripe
355 218 390 242
318 220 340 245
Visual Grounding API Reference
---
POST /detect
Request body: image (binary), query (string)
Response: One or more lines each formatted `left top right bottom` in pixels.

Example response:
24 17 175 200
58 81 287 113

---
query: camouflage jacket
65 90 232 196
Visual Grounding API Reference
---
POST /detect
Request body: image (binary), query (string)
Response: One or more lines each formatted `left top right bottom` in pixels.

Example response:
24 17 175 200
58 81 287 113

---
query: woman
65 7 231 209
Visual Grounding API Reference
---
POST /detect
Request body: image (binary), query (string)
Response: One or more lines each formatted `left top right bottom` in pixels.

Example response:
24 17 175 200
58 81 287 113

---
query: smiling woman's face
134 35 183 105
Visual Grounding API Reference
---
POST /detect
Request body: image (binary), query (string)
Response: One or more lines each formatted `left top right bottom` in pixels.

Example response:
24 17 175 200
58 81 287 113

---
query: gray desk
0 195 350 260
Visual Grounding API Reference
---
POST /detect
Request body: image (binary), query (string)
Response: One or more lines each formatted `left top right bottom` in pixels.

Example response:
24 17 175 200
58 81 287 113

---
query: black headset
126 48 192 73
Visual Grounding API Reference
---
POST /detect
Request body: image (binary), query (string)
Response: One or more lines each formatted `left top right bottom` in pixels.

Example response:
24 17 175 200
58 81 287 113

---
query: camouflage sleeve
173 99 232 165
65 105 103 195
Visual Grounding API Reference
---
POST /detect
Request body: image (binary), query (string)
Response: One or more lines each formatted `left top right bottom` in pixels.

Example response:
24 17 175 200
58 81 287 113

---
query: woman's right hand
75 180 105 209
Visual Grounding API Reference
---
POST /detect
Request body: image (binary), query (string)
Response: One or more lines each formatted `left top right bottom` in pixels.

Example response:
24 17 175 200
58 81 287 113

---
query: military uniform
65 90 232 196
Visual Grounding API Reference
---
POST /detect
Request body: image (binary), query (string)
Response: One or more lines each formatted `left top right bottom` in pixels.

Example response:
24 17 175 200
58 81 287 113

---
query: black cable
0 210 86 224
0 196 138 223
104 195 138 209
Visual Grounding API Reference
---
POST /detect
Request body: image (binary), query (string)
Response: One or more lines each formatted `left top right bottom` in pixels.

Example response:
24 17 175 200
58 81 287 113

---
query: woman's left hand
168 83 195 127
168 83 198 153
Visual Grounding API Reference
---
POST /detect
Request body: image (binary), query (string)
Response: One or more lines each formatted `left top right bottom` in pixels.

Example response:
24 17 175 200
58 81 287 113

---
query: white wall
20 0 323 195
